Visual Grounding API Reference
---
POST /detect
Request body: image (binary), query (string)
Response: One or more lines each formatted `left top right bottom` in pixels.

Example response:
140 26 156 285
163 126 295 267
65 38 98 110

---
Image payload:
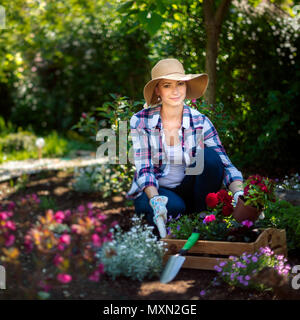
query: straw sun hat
143 58 209 108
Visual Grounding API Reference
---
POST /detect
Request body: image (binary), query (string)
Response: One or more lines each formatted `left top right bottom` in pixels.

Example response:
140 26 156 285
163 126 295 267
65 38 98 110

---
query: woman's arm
144 186 159 200
130 115 160 198
203 115 244 189
228 180 243 194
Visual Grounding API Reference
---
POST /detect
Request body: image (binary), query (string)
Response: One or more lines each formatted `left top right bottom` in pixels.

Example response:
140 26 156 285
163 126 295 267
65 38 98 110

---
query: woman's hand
233 190 244 207
149 195 168 238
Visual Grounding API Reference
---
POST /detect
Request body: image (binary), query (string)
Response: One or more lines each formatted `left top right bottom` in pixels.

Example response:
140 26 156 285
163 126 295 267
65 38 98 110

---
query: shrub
0 131 37 153
256 200 300 251
100 215 167 281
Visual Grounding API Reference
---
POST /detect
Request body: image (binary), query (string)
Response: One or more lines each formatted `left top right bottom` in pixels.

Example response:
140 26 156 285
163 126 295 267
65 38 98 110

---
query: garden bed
162 228 287 270
0 170 299 300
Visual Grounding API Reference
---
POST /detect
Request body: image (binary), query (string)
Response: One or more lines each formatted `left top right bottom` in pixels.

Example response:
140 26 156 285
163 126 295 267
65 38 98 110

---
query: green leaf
117 1 134 13
137 11 148 25
146 12 164 36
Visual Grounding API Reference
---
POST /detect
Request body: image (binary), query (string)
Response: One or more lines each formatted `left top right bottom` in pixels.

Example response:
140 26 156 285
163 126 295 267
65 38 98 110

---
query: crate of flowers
162 181 287 271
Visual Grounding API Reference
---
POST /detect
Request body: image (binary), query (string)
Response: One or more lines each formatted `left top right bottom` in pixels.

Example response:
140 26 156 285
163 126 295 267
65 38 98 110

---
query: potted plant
233 174 277 223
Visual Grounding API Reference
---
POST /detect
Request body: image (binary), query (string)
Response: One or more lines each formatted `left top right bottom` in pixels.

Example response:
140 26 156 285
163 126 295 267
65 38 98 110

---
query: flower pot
232 196 261 223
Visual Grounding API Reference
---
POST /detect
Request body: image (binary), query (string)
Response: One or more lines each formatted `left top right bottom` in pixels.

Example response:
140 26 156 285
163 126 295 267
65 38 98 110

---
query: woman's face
155 79 187 107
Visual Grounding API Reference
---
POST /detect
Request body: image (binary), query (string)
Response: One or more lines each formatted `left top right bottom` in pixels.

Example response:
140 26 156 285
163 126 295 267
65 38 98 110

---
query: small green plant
15 173 30 191
100 214 168 281
38 196 58 212
256 200 300 251
72 163 135 198
275 173 300 191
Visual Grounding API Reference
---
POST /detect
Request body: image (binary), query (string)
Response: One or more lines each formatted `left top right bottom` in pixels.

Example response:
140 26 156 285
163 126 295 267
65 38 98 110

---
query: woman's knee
133 188 186 221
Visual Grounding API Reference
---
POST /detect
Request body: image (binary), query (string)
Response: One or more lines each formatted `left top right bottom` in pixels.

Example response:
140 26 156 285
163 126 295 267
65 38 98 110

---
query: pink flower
59 234 71 245
0 212 8 220
96 214 107 221
203 214 216 224
77 205 85 212
81 113 87 119
24 235 33 252
64 209 71 219
53 254 64 266
57 273 72 284
111 221 119 228
5 221 16 231
54 211 65 223
91 233 102 247
71 224 81 234
98 263 105 274
5 234 15 247
7 202 16 211
87 202 93 209
88 271 100 282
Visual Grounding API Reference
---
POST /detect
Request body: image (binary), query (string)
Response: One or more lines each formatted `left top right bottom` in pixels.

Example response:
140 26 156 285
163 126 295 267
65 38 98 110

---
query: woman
126 58 244 237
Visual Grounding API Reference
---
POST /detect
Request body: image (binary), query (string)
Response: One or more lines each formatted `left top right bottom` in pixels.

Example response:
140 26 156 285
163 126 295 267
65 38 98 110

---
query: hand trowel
160 230 200 284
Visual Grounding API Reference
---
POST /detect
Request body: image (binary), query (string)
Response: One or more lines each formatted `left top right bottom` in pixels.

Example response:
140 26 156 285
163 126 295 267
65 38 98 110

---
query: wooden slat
163 239 254 256
163 255 229 270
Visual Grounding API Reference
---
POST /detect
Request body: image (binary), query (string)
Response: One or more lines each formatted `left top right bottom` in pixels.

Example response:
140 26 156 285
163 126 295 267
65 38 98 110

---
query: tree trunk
203 0 231 105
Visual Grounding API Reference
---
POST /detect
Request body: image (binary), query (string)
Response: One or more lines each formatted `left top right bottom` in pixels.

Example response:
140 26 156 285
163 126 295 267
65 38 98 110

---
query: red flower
222 204 233 217
217 189 232 205
261 185 268 193
244 185 250 196
206 193 219 208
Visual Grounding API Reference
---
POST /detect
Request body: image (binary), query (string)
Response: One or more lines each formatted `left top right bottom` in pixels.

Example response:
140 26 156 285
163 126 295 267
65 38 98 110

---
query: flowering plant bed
162 228 287 270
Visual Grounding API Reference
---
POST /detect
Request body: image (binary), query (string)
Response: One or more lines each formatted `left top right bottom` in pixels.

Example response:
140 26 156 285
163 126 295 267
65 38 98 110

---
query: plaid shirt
125 103 243 200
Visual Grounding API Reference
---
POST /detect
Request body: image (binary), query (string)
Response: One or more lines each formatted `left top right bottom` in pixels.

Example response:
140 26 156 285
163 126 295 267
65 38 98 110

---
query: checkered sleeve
203 115 243 188
130 115 159 192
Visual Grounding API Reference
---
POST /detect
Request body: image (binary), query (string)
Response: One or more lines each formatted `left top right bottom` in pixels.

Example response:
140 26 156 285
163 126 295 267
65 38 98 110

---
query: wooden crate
162 228 287 270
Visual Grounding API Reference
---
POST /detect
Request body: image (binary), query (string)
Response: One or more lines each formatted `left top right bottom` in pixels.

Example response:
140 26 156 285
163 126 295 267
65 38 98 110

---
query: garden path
0 151 109 182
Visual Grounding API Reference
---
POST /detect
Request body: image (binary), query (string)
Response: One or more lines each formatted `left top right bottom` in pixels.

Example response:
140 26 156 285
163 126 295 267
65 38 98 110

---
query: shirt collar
148 104 191 130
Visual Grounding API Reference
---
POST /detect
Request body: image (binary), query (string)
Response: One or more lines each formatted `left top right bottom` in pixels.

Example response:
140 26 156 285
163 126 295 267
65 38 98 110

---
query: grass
0 129 95 164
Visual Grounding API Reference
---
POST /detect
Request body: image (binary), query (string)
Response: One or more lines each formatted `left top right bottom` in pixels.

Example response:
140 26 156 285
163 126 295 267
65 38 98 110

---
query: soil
0 169 299 300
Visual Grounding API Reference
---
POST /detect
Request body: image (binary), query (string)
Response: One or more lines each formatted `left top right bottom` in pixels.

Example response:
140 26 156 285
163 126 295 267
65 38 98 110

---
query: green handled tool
160 229 200 284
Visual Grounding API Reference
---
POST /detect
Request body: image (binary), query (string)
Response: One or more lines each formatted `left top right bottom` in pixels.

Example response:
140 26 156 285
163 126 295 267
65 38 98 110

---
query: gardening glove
233 190 244 207
149 195 168 238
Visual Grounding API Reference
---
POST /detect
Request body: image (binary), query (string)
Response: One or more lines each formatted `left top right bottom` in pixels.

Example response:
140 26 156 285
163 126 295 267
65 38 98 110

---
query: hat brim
143 73 209 106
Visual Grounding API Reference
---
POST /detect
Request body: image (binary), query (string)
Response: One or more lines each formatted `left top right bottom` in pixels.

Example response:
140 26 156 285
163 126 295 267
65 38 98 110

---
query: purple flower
242 220 253 228
214 266 222 272
175 213 181 220
252 256 258 263
200 290 206 296
176 225 180 231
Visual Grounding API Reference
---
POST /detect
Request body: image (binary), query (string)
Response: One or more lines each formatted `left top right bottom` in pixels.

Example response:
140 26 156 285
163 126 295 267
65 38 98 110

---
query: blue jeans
134 147 224 227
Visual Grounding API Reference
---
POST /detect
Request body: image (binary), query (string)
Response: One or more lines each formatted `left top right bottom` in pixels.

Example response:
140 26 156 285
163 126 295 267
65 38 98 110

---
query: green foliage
15 173 30 191
38 196 58 212
0 131 37 153
256 200 300 250
0 129 95 163
72 163 136 198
